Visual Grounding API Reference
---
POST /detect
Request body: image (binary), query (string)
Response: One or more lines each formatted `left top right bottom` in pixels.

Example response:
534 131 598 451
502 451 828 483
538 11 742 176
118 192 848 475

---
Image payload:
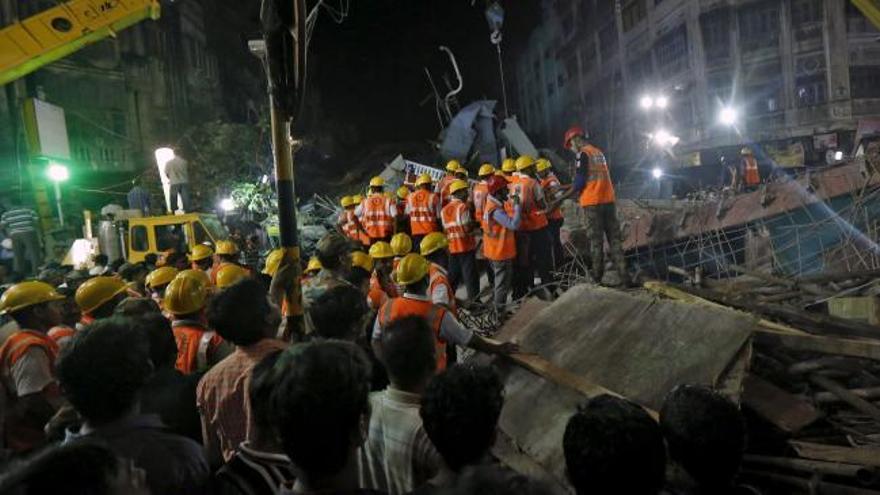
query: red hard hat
564 126 586 149
487 175 508 195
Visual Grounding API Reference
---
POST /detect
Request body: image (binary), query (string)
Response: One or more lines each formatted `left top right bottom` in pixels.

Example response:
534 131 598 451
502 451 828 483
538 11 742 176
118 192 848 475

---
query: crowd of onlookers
0 235 757 495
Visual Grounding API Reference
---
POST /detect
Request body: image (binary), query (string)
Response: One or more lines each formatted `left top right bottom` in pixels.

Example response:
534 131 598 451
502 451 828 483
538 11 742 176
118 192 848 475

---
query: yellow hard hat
420 232 448 256
215 240 239 256
353 194 364 204
455 168 469 177
191 244 214 262
340 196 354 208
494 170 505 177
741 147 752 155
415 173 433 187
216 264 250 289
369 176 385 188
351 251 374 272
0 281 64 315
390 233 413 257
446 160 461 172
76 276 127 315
306 256 323 274
501 158 516 173
396 186 410 200
177 269 211 288
393 253 430 286
146 266 179 289
535 158 552 172
478 164 495 177
448 179 469 195
515 155 536 171
263 249 285 276
369 241 395 260
163 274 209 315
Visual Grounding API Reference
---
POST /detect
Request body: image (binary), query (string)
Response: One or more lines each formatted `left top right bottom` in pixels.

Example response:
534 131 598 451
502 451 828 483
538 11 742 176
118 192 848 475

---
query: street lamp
154 147 175 212
220 198 235 212
719 106 738 126
652 167 664 179
650 129 680 148
655 96 669 109
46 162 69 226
640 95 654 110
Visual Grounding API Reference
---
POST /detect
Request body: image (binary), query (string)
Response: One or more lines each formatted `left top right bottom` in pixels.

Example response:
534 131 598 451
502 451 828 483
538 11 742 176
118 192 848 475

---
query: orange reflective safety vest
362 193 395 240
377 296 449 370
368 272 398 311
0 330 60 452
407 189 440 235
342 209 370 245
540 173 565 221
482 199 517 261
171 321 224 374
578 144 616 206
441 199 476 254
47 326 75 347
508 175 548 231
436 175 457 206
743 156 760 186
472 181 490 229
428 263 457 315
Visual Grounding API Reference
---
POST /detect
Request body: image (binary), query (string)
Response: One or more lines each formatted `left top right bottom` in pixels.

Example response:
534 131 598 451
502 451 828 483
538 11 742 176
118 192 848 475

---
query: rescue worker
395 186 411 235
146 266 179 310
390 232 413 295
406 173 442 248
536 158 567 269
304 256 323 279
510 155 555 298
348 251 374 294
339 195 370 248
367 241 397 311
215 263 250 289
191 244 214 271
473 164 495 228
0 281 65 452
483 175 521 313
372 253 517 371
75 276 128 327
564 126 631 286
420 232 456 312
211 240 241 284
501 158 516 180
262 248 284 278
441 179 480 301
357 177 397 244
454 166 469 182
302 233 354 334
163 272 230 374
437 160 460 206
741 147 761 191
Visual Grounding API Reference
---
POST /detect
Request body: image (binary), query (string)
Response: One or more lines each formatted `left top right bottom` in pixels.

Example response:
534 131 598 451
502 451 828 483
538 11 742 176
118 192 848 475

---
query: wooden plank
790 441 880 469
741 375 821 433
810 375 880 423
754 331 880 362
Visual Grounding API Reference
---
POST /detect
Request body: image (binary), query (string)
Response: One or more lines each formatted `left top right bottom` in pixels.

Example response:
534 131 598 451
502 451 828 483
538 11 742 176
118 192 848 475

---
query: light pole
46 162 69 226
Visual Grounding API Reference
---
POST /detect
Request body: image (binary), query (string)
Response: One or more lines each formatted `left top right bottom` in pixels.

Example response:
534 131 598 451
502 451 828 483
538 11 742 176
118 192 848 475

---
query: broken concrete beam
790 441 880 468
742 375 822 434
743 455 879 484
815 387 880 405
754 332 880 362
810 375 880 423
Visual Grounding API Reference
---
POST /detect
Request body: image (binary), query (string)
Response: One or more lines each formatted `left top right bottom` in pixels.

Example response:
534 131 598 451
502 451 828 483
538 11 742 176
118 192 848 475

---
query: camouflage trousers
583 202 629 285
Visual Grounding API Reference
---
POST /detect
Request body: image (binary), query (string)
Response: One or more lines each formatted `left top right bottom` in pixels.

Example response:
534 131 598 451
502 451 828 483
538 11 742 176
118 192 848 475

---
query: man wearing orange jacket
510 155 555 298
406 173 442 249
441 180 480 301
164 273 232 374
357 177 397 244
536 158 567 269
564 126 631 286
482 175 521 312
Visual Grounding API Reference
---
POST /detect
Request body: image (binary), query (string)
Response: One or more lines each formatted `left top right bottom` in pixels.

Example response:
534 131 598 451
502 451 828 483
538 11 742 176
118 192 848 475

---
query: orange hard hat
564 126 586 148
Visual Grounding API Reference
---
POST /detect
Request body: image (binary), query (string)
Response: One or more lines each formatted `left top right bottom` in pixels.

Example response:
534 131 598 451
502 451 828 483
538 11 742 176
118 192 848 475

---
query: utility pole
259 0 307 339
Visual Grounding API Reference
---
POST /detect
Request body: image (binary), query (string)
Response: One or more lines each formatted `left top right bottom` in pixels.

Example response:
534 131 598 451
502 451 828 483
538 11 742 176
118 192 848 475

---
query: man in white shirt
164 155 191 212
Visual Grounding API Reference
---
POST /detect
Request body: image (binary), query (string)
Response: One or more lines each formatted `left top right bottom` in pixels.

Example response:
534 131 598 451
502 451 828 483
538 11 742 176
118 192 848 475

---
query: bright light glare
260 174 269 184
834 151 844 161
655 96 669 109
719 107 738 126
220 198 235 211
47 163 69 182
652 167 663 179
640 95 654 109
154 147 175 166
71 238 93 267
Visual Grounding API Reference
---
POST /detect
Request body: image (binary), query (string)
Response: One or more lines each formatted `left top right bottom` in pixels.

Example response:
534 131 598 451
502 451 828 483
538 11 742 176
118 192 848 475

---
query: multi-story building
515 0 880 190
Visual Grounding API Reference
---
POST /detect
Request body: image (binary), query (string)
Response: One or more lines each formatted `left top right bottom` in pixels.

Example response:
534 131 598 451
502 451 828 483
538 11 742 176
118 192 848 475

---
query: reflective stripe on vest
407 189 439 235
578 145 616 206
363 194 394 239
378 297 448 370
482 200 516 261
172 324 218 374
508 175 548 231
540 174 565 220
0 330 59 373
472 182 489 228
441 200 475 254
428 264 457 315
436 175 456 206
744 156 760 185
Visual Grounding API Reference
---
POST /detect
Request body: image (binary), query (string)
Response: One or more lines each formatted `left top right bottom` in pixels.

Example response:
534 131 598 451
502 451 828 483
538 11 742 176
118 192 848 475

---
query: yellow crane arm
851 0 880 31
0 0 160 86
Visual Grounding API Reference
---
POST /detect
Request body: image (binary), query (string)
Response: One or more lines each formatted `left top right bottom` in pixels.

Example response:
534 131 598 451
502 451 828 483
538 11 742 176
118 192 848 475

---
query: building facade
515 0 880 188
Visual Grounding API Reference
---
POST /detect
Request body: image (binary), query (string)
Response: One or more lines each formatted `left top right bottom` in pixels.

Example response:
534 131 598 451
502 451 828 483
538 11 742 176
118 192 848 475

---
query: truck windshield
199 215 229 241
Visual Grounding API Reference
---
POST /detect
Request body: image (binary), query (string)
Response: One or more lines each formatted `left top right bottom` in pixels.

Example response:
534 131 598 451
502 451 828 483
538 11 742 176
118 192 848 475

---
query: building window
701 9 730 62
791 0 823 41
622 0 647 32
795 74 827 107
599 23 618 61
738 1 780 54
746 83 783 114
847 3 880 34
547 82 555 97
654 25 688 77
627 52 653 83
851 66 880 98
